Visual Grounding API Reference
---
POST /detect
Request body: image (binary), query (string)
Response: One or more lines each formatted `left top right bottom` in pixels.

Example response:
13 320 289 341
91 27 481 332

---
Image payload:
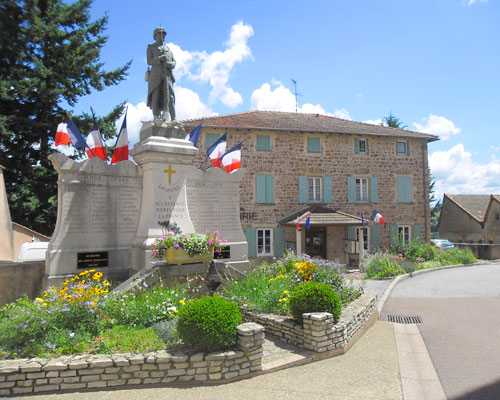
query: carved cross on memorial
163 165 176 184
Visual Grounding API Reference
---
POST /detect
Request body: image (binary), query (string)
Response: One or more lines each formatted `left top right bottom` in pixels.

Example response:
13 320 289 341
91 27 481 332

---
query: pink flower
214 231 219 235
167 232 175 236
174 243 180 248
208 239 213 245
152 249 157 256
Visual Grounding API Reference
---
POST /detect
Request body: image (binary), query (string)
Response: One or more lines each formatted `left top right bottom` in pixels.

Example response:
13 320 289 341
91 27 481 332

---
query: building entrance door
305 228 326 259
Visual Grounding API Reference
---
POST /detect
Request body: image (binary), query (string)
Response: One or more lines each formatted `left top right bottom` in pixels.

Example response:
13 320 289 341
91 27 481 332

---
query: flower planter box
165 246 214 265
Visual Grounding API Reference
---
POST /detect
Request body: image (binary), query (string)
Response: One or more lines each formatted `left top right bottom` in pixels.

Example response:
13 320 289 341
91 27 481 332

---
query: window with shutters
308 177 323 202
256 134 272 152
355 138 369 154
256 174 274 204
356 227 370 252
398 225 411 246
257 228 273 256
306 136 322 154
356 178 369 202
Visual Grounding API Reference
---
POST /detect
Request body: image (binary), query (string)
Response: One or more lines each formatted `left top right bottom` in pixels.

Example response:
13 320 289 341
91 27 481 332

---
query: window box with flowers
151 230 227 265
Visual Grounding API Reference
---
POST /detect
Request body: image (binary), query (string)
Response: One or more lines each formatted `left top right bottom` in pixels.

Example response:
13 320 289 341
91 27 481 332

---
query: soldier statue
146 27 176 121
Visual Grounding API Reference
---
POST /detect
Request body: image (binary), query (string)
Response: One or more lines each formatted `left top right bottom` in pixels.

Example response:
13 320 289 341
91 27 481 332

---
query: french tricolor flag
111 111 129 165
371 210 386 225
55 120 86 148
86 120 107 161
206 133 227 168
221 142 242 173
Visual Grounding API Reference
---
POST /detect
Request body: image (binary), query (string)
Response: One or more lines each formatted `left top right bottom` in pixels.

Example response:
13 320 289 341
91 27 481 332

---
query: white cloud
175 86 217 121
250 81 351 118
169 21 254 108
429 144 500 202
466 0 488 6
114 102 153 147
363 118 383 126
413 114 461 140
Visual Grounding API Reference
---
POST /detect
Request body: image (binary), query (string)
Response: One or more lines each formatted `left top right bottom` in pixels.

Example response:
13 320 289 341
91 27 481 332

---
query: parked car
431 239 455 250
18 241 49 260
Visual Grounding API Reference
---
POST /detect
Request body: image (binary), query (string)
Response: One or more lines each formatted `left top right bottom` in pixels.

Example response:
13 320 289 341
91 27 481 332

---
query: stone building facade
183 111 437 266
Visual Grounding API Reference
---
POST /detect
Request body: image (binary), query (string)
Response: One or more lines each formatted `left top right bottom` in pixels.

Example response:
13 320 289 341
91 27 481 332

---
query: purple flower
41 320 46 324
22 324 28 329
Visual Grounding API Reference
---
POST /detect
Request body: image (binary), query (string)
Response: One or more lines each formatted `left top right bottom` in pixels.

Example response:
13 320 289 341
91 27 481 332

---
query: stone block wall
0 323 264 397
244 293 377 353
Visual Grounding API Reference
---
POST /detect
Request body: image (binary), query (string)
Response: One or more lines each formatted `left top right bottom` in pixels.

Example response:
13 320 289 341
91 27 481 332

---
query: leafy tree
429 173 442 236
381 112 407 129
0 0 130 236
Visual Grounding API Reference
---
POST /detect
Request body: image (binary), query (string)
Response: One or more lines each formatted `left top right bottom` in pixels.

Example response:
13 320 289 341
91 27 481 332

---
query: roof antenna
290 79 302 112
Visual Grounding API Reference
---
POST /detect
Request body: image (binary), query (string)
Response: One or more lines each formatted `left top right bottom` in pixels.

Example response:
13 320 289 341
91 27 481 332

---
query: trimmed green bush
288 282 342 324
177 296 242 352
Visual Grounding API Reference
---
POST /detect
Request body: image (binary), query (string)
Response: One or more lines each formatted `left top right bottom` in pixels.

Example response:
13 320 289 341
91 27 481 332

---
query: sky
72 0 500 203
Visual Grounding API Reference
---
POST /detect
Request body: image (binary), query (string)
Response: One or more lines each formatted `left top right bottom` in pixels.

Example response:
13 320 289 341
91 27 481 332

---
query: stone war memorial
45 27 248 287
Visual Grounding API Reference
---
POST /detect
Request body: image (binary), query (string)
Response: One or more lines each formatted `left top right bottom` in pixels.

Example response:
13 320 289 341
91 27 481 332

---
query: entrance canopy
279 205 364 227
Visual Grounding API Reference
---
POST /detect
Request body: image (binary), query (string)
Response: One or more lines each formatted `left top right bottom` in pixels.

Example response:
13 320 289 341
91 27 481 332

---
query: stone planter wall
0 322 264 397
244 293 378 353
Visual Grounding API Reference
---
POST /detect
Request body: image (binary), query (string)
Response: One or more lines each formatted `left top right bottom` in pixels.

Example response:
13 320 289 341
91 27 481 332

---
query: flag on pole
296 216 300 231
370 210 386 225
185 124 201 147
306 215 311 229
111 110 129 165
220 142 242 173
55 120 86 148
86 119 107 161
206 133 227 168
361 212 366 227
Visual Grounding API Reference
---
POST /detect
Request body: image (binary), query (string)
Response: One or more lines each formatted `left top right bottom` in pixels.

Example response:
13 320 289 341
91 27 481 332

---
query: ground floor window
356 227 370 252
257 228 273 256
398 225 411 246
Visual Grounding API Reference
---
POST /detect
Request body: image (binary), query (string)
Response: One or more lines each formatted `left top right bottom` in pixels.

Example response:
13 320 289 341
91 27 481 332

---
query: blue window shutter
265 175 274 203
347 176 355 203
366 139 370 154
354 139 360 154
256 135 271 151
372 225 381 251
407 142 411 156
370 177 379 203
347 226 357 241
413 224 421 243
299 176 308 203
205 133 220 149
307 137 321 153
398 176 412 203
246 228 256 258
324 176 333 203
256 175 266 203
273 227 284 257
390 225 398 248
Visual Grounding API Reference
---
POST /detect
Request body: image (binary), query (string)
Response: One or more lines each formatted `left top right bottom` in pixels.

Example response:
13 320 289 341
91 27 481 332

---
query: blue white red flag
185 124 201 147
86 119 107 161
296 216 300 231
55 120 86 149
361 212 366 227
306 215 311 229
206 133 227 168
111 110 129 165
370 210 386 225
221 142 242 173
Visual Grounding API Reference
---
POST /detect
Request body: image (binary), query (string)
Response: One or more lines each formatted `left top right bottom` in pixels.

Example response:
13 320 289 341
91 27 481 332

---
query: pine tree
0 0 130 236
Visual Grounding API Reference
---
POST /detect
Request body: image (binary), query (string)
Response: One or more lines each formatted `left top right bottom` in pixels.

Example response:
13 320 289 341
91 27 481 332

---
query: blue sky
73 0 500 202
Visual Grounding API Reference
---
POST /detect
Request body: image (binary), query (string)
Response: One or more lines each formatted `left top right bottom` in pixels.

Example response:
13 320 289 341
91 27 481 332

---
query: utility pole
290 79 300 112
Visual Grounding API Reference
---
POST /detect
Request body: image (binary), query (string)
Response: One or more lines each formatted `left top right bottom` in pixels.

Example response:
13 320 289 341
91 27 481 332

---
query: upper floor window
205 132 222 149
397 176 413 203
308 177 322 202
256 135 272 152
396 140 410 155
256 174 274 204
355 138 369 154
347 176 379 203
307 136 322 153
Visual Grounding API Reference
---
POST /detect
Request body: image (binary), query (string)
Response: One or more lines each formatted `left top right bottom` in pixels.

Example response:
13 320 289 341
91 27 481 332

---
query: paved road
381 263 500 400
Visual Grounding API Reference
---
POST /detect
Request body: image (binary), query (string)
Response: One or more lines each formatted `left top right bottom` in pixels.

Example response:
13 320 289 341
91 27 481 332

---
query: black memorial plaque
77 251 108 269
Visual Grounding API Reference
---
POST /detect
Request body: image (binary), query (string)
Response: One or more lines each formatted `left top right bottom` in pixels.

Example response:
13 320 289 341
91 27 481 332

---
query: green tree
381 112 407 129
0 0 130 236
429 173 442 236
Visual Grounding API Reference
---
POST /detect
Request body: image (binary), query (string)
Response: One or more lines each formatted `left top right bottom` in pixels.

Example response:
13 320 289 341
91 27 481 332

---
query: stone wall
0 261 44 306
243 293 377 352
0 323 264 396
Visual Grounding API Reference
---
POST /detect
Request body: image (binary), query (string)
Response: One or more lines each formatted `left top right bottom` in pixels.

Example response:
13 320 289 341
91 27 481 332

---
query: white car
431 239 455 251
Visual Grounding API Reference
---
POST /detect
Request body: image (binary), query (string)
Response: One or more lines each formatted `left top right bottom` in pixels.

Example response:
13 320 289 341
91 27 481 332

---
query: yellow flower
35 297 43 303
282 290 289 296
93 272 103 281
102 280 110 287
62 280 69 286
179 300 186 306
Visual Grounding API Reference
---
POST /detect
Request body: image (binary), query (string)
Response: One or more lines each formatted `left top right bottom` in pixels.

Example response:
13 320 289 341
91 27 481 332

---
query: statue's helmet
153 27 166 39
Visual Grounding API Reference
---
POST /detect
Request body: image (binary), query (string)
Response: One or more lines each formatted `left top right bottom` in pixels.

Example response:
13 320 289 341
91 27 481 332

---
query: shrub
151 318 180 344
288 282 342 324
177 296 242 352
364 252 405 278
312 265 363 305
438 248 477 265
94 325 164 353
